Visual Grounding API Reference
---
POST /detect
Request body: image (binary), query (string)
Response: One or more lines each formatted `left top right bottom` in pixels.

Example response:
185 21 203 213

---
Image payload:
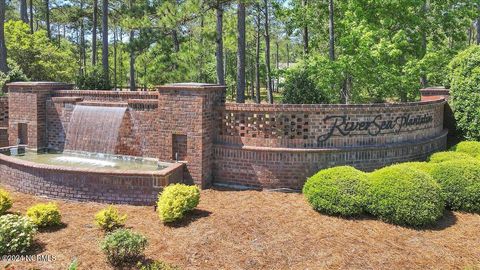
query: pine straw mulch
1 186 479 270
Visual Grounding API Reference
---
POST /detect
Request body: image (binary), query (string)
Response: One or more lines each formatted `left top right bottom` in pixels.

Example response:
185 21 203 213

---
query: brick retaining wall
0 153 184 205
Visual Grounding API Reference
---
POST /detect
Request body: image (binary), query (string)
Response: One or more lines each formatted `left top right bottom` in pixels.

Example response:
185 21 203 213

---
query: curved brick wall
213 98 447 189
0 153 184 205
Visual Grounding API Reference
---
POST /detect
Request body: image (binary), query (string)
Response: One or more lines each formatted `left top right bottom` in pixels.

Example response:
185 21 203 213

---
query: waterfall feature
65 105 127 154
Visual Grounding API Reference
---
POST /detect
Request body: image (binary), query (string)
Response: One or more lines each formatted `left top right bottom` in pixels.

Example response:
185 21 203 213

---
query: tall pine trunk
20 0 29 23
255 7 261 104
215 1 225 85
0 0 7 73
29 0 33 33
129 30 135 91
264 0 273 104
80 0 86 73
275 41 279 92
236 1 246 103
477 5 480 45
113 25 117 90
101 0 109 87
302 0 308 55
328 0 335 61
45 0 51 38
92 0 98 66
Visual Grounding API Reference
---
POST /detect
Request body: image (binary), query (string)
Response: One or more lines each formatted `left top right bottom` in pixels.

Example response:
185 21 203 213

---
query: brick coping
223 97 445 111
215 130 448 153
0 152 184 176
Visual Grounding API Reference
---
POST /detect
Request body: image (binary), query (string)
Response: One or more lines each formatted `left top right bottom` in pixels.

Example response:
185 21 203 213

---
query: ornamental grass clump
303 166 369 216
0 189 12 215
101 228 147 266
453 141 480 158
26 202 62 227
95 206 127 231
430 159 480 213
428 151 476 163
0 214 37 255
366 164 445 227
157 184 200 223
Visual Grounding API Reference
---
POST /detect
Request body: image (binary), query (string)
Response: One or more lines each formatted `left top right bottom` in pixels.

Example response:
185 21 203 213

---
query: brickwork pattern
0 154 184 205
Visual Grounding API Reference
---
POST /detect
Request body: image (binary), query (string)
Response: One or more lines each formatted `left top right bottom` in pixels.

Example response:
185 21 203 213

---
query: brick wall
213 98 448 189
0 153 184 205
0 96 8 147
2 82 450 193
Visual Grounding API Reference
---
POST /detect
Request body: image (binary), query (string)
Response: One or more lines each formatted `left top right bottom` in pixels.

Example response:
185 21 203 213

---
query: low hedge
0 189 12 215
366 164 445 227
157 184 200 223
101 228 147 266
428 151 476 163
399 162 436 174
430 159 480 213
303 166 369 216
453 141 480 158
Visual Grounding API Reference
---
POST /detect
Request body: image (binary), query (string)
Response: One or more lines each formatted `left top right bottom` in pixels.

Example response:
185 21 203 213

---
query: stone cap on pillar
420 86 450 101
7 81 74 92
157 82 226 92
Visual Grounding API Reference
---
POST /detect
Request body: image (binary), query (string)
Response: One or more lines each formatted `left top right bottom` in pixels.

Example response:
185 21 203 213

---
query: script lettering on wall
317 114 433 144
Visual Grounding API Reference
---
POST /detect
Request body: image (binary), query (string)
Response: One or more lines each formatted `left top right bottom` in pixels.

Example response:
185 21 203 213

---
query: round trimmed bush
430 160 480 213
428 151 476 163
453 141 480 158
157 184 200 223
366 164 445 227
101 228 147 266
0 189 13 215
0 214 37 255
95 206 127 231
26 203 62 227
400 162 436 174
303 166 369 216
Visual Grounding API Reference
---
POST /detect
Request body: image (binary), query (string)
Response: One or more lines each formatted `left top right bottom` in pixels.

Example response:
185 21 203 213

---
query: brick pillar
7 82 73 150
420 86 450 101
157 83 225 188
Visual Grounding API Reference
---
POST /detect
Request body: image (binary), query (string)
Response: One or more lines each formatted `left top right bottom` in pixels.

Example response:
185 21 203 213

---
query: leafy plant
448 46 480 140
303 166 369 216
430 160 480 213
366 164 445 227
157 184 200 223
428 151 476 163
94 206 127 231
452 141 480 158
137 260 180 270
0 214 37 255
100 228 148 266
26 203 62 227
0 189 13 215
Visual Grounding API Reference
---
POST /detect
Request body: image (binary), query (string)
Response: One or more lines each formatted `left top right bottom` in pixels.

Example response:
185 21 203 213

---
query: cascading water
65 105 127 154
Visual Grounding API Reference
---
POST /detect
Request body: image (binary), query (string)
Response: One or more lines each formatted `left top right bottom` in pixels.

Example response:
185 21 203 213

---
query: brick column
420 86 450 101
157 83 225 188
7 82 73 150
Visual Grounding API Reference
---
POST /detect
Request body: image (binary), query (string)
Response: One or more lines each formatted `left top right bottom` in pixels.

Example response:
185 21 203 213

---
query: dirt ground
1 186 479 270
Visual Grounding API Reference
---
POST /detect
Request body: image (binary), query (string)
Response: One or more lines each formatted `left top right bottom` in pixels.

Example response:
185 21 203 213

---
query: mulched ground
1 186 479 270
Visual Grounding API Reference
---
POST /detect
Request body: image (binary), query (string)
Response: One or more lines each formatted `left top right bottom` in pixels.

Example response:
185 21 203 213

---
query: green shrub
399 162 436 174
367 164 445 227
101 228 148 266
448 46 480 140
26 203 62 227
453 141 480 158
430 160 480 213
428 151 476 163
0 214 37 255
0 189 13 215
95 206 127 231
157 184 200 223
303 166 369 216
138 260 180 270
